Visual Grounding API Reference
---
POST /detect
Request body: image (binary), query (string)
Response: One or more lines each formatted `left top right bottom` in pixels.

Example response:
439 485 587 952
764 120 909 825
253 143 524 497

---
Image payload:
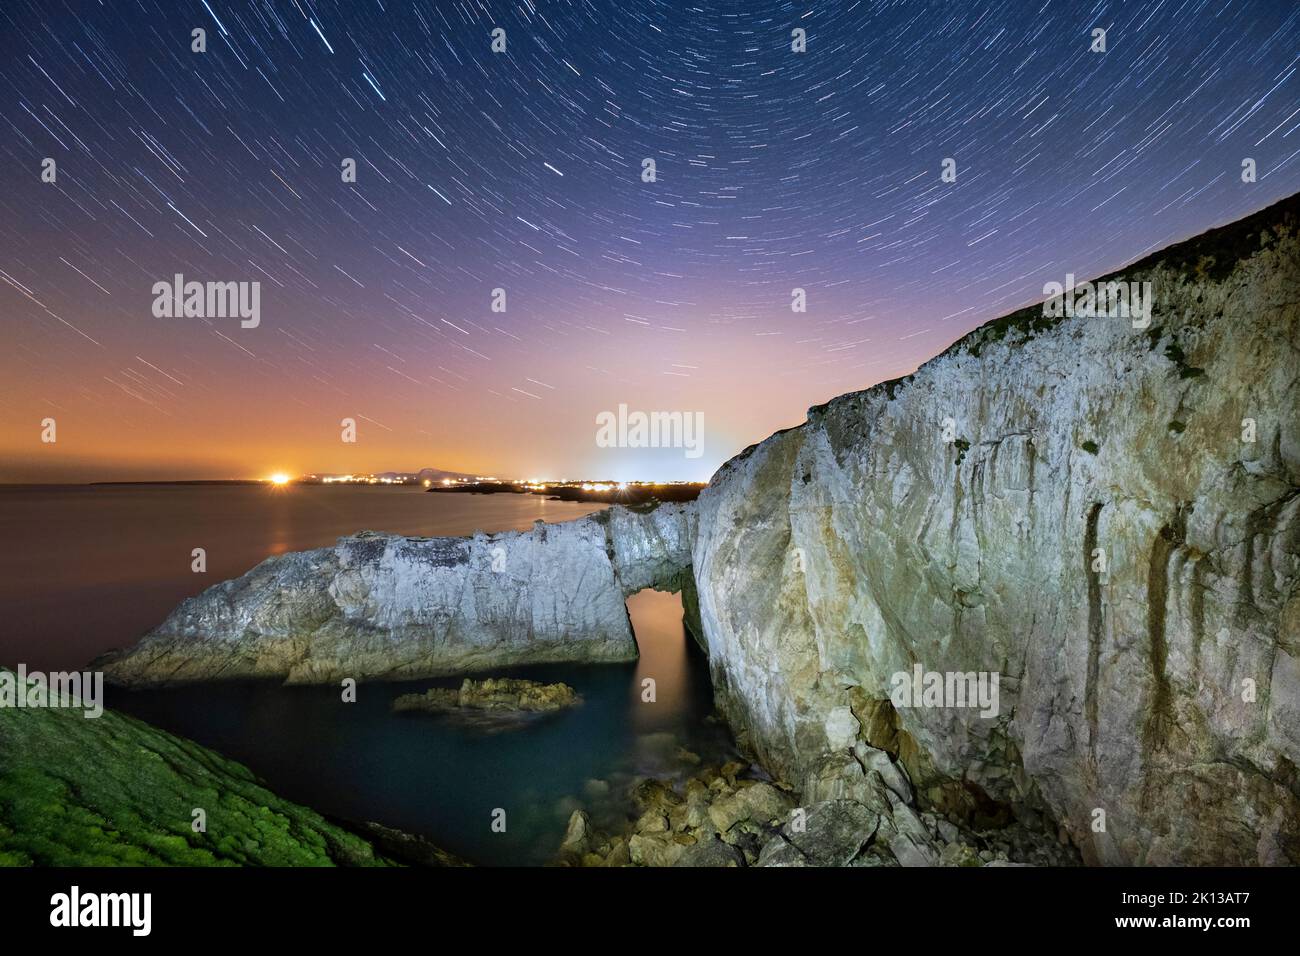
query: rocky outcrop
99 504 693 686
691 193 1300 865
392 677 579 714
555 747 1074 867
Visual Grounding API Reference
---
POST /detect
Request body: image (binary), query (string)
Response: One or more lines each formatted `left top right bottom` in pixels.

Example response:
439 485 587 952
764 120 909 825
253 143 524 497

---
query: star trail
1 0 1298 482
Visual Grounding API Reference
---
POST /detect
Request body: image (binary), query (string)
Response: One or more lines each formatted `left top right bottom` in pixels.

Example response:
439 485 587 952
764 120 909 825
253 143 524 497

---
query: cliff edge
692 193 1300 865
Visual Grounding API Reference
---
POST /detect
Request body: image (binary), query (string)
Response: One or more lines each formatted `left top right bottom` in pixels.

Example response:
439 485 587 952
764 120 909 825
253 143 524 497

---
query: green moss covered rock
0 673 392 867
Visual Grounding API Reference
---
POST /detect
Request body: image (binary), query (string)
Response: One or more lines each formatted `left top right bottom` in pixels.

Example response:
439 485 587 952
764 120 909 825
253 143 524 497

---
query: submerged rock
354 823 469 867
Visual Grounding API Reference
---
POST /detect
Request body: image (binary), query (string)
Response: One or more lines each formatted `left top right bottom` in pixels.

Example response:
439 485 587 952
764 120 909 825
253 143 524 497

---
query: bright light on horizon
268 472 291 486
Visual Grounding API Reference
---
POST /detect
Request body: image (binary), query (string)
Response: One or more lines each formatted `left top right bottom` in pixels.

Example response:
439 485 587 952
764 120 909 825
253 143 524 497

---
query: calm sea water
0 484 732 866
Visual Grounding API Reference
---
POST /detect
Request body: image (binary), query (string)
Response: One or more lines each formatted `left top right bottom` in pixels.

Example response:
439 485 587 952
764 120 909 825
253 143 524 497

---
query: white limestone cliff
690 194 1300 865
98 504 693 685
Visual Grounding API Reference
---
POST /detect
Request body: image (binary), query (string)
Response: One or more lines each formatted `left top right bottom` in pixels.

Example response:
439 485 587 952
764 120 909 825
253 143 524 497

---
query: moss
1081 440 1099 455
882 374 913 401
1108 192 1297 284
953 437 971 466
938 192 1300 369
966 307 1060 359
0 670 397 867
1147 327 1206 380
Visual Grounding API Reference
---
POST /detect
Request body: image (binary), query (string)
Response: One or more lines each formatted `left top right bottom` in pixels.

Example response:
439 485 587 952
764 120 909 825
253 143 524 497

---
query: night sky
2 0 1298 482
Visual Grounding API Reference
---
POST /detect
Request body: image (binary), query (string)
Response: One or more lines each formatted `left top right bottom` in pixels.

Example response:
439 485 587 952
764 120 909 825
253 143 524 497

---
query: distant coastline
429 481 703 505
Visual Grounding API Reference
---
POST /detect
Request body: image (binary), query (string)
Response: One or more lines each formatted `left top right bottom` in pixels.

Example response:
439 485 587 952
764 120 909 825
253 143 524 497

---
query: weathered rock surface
392 677 579 714
99 504 693 686
691 193 1300 865
557 745 1073 867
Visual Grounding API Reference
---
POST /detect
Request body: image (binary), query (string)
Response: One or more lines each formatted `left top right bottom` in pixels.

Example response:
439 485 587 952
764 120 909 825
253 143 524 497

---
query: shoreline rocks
555 742 1079 868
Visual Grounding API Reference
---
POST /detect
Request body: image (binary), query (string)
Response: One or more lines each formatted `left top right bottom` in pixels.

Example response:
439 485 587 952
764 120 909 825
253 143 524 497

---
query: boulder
757 800 879 867
707 782 791 833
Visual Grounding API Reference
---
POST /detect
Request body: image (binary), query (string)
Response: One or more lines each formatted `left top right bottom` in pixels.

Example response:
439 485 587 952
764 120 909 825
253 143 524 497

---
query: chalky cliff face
98 504 693 686
691 195 1300 865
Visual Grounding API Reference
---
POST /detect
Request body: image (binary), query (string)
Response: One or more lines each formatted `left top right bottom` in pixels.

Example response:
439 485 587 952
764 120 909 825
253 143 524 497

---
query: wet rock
682 784 714 830
629 778 683 814
604 838 631 867
635 809 670 835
